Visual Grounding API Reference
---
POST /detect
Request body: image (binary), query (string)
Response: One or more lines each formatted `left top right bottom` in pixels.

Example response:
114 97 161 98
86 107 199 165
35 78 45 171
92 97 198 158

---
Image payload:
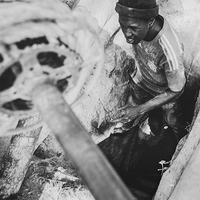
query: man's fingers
110 117 123 123
112 127 124 134
112 124 133 134
110 117 130 123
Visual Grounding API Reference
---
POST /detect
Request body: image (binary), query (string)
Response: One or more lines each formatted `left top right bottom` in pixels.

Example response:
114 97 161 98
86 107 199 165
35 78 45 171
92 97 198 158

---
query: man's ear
148 18 155 27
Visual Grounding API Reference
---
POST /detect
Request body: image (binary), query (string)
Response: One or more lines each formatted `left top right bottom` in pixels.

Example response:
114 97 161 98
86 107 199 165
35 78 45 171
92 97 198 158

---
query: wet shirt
131 16 186 96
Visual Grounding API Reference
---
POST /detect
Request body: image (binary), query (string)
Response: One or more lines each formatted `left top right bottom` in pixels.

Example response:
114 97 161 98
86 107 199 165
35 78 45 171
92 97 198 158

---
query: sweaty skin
118 15 161 44
113 89 183 124
112 15 183 131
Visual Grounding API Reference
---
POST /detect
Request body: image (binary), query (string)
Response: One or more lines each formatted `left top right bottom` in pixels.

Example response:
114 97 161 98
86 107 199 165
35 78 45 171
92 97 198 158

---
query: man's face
119 15 149 45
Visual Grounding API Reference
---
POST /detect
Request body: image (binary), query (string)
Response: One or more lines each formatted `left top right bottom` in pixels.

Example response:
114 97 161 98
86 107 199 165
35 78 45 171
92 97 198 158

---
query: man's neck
144 16 163 42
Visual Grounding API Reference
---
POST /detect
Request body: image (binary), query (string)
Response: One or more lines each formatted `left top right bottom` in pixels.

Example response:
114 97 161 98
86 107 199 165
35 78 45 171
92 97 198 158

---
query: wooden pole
31 82 136 200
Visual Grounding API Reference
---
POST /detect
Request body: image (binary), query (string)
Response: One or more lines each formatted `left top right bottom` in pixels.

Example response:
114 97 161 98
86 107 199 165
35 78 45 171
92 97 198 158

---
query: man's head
115 0 159 45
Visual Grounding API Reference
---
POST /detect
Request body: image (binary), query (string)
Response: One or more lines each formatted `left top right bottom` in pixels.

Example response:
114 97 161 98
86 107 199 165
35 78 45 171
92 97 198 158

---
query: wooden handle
31 82 137 200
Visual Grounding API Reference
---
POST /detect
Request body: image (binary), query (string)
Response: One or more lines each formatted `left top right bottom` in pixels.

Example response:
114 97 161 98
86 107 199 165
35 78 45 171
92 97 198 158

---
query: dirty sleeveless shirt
131 16 186 96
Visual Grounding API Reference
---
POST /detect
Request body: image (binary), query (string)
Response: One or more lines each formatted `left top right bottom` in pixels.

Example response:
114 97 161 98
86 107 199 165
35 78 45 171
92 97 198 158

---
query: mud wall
72 0 200 144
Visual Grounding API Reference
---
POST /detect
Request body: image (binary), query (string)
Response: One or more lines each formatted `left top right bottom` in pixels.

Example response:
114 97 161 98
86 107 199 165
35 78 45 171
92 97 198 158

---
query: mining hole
98 76 200 200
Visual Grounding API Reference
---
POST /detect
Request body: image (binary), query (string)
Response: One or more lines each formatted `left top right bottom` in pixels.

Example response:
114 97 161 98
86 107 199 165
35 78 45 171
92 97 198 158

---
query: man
112 0 186 141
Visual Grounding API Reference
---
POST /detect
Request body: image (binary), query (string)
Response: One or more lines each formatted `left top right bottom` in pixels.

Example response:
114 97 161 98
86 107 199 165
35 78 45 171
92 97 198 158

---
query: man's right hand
112 114 143 134
111 104 141 124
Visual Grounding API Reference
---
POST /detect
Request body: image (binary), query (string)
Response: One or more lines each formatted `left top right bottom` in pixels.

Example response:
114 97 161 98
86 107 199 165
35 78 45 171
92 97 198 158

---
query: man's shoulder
160 18 184 56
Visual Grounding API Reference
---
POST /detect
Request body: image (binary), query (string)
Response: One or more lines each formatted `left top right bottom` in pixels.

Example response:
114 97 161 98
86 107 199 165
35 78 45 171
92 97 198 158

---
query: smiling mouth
126 38 135 44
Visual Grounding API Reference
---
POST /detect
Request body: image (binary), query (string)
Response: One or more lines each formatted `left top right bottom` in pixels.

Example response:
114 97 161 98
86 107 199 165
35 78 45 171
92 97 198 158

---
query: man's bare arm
111 88 184 123
139 88 183 116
